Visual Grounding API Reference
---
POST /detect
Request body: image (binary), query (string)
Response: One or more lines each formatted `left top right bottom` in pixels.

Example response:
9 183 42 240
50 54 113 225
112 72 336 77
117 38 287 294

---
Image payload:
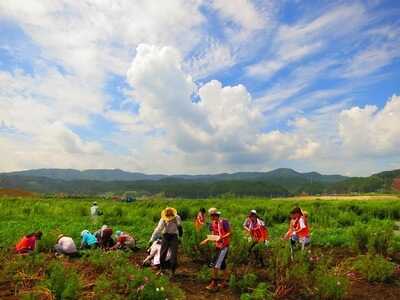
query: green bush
181 225 213 263
312 273 349 300
350 219 395 256
366 219 395 256
240 282 272 300
350 221 370 254
352 254 396 283
47 261 81 299
231 273 258 293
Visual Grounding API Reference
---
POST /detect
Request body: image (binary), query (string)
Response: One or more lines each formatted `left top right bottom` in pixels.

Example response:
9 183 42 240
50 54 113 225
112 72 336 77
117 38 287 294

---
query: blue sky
0 0 399 177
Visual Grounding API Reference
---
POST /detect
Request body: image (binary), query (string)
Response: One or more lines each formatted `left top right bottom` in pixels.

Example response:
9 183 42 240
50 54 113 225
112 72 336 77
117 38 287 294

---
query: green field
1 196 400 299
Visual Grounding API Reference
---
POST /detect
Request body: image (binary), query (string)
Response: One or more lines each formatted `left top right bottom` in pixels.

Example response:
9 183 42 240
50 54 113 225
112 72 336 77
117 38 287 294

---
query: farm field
0 195 400 299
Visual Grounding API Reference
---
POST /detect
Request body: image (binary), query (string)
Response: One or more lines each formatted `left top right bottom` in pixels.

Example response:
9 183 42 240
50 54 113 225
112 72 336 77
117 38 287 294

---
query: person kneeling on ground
288 207 310 250
54 234 78 258
80 229 99 249
142 237 171 270
108 230 138 251
94 225 114 250
14 231 43 255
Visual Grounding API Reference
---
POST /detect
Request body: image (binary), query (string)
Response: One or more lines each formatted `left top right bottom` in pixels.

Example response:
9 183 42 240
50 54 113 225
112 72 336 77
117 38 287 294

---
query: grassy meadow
1 195 400 299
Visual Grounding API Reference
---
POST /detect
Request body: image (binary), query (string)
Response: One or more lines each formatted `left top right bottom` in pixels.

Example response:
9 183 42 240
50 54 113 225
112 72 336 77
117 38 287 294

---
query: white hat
208 207 221 215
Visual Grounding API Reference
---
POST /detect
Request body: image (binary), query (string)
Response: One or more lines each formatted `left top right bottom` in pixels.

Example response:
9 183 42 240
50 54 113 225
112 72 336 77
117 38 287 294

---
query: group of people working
14 224 139 258
194 205 310 290
13 203 309 291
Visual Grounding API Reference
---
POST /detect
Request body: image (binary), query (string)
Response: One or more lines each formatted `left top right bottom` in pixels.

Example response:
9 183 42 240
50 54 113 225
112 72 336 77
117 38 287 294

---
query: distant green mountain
326 169 400 194
1 167 347 183
3 168 167 181
1 168 399 198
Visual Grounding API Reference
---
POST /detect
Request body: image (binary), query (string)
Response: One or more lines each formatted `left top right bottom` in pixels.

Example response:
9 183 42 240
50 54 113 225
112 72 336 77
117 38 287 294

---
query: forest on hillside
0 168 399 199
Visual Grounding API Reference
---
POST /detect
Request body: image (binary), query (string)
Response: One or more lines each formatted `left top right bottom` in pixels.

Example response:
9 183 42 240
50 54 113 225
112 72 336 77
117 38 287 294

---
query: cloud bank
0 0 399 176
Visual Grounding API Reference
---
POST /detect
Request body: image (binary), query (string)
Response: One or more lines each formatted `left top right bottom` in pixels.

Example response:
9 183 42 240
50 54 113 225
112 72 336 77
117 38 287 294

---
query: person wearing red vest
284 212 299 245
290 207 310 249
243 210 268 267
201 207 232 290
195 207 207 229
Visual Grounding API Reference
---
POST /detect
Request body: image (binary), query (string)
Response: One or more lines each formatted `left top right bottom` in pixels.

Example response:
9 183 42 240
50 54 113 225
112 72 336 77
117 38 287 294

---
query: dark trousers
160 233 178 271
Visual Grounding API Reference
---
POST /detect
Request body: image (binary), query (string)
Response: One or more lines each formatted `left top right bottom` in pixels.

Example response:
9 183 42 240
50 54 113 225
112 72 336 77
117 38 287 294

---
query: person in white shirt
54 234 78 258
143 237 171 270
90 202 102 223
149 207 183 277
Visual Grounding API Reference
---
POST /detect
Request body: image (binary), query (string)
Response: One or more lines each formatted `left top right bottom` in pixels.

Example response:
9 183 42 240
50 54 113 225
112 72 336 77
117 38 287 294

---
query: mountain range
1 168 346 182
0 168 399 198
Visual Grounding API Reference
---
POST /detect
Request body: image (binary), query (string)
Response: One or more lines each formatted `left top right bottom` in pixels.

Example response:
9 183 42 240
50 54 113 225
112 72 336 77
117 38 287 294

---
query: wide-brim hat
57 234 67 242
208 207 221 215
115 230 122 238
161 207 177 221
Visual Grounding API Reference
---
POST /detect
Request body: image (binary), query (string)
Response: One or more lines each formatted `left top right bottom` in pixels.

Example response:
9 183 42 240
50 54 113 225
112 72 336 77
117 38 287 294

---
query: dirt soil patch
0 188 37 198
138 247 400 300
1 246 399 299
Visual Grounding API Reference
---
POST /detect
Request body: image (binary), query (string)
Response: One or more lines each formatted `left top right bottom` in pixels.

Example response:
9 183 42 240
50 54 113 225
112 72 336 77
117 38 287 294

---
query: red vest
212 218 230 248
249 218 267 242
297 216 310 238
195 212 206 229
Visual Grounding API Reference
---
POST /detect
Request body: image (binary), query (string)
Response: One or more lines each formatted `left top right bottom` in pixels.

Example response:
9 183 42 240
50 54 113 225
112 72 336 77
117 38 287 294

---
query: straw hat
57 234 67 242
161 207 177 221
208 207 221 215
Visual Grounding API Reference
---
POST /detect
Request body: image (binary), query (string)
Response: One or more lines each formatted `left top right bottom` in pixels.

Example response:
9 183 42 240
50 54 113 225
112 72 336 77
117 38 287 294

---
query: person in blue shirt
80 229 99 249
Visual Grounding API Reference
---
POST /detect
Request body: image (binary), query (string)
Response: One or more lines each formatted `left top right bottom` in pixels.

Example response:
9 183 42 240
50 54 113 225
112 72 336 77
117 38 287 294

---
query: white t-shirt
58 237 77 253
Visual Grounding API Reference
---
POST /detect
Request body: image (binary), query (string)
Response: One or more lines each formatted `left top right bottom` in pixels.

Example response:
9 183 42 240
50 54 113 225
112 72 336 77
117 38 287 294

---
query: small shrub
47 261 81 299
337 210 357 227
350 221 370 254
231 273 258 293
312 273 349 300
181 225 213 263
366 219 394 256
352 254 396 283
350 219 395 256
196 264 213 283
240 282 272 300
